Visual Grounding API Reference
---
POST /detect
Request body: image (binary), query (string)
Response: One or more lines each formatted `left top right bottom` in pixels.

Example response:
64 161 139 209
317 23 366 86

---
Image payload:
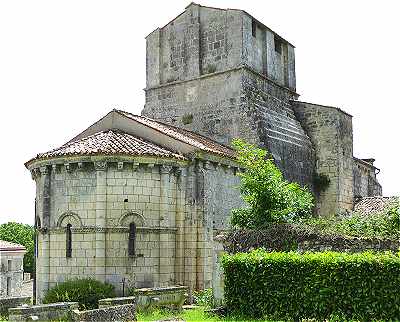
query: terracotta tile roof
116 110 236 159
354 196 399 216
0 240 26 251
35 130 186 161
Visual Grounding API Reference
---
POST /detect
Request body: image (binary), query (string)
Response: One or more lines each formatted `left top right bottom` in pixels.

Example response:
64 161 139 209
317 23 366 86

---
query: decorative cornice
48 226 177 234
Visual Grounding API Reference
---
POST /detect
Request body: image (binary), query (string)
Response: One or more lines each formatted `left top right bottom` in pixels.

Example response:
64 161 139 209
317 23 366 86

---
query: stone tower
142 3 380 215
142 3 314 188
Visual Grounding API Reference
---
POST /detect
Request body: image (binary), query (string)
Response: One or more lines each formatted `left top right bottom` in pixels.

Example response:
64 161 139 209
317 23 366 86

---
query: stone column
183 163 199 295
159 165 173 286
94 161 107 282
174 166 186 285
39 166 51 302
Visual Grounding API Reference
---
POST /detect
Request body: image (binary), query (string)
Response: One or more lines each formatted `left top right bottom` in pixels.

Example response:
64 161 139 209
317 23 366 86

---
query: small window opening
6 277 11 296
124 198 129 203
66 224 72 258
274 35 282 54
252 20 257 37
7 260 12 271
128 222 136 256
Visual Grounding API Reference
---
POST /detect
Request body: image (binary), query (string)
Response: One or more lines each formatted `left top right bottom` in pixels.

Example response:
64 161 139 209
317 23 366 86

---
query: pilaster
94 161 107 281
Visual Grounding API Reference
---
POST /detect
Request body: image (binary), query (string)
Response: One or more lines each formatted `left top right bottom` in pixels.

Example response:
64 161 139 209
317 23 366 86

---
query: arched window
66 224 72 258
128 222 136 256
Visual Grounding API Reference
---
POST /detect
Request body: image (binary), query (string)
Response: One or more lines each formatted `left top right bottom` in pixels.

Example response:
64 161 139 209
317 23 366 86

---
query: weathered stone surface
30 157 242 302
143 4 314 190
132 286 188 310
71 304 136 322
353 158 382 198
293 101 354 215
98 296 136 308
0 241 26 298
143 3 382 216
0 296 30 317
8 302 78 321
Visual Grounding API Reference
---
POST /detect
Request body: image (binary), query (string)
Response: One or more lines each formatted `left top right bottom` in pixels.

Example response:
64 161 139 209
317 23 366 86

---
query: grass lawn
136 306 276 321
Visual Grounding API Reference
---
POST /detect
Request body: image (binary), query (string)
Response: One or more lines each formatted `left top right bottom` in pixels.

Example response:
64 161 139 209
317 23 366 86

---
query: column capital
40 166 50 175
159 165 173 174
31 168 40 180
94 161 107 171
117 162 124 171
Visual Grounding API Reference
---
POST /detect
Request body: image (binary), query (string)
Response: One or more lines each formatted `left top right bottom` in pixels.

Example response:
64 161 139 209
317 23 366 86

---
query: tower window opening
252 20 257 37
274 35 282 54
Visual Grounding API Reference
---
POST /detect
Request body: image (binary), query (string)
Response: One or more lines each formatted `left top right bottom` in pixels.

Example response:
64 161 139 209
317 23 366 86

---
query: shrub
230 139 314 228
43 278 116 310
221 249 400 321
0 222 35 273
193 288 214 308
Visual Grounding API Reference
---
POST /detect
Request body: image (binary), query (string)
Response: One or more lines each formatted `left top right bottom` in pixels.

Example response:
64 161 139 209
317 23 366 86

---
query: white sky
0 0 399 225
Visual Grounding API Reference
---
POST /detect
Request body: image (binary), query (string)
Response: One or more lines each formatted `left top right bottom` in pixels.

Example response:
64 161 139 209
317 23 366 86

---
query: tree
0 222 34 273
231 139 314 228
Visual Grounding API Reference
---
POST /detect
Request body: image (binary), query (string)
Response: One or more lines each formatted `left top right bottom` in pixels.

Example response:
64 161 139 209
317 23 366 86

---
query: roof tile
354 196 399 216
117 110 236 159
35 130 186 161
0 240 26 251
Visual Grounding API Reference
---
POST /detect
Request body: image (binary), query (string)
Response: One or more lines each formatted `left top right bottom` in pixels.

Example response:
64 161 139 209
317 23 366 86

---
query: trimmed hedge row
221 250 400 321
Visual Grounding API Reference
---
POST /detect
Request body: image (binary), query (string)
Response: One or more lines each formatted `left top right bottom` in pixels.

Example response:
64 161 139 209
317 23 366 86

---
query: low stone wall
99 296 136 308
220 226 400 254
71 304 135 321
8 302 79 321
0 296 31 317
132 286 188 311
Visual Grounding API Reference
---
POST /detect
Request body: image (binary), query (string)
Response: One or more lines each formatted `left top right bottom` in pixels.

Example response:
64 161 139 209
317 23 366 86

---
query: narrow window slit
128 222 136 256
66 223 72 258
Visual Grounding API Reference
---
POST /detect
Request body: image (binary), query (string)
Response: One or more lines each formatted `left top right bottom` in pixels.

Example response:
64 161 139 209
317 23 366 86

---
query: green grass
136 307 277 321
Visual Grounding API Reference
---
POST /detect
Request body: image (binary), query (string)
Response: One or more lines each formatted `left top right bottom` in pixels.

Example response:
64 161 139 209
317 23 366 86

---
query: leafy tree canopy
0 222 34 273
231 139 314 228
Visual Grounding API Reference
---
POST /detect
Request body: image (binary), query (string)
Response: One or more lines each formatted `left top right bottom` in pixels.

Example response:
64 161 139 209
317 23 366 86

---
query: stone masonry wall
146 4 243 88
33 159 182 301
353 159 382 198
293 102 354 215
144 4 313 188
241 69 315 187
0 252 25 298
144 69 257 146
31 155 241 301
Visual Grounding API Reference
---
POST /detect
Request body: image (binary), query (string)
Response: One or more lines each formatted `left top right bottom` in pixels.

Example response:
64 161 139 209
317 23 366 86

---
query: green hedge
43 278 116 310
221 250 400 321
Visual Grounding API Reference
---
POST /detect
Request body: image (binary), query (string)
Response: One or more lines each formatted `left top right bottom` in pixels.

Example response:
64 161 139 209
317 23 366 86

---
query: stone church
26 3 381 301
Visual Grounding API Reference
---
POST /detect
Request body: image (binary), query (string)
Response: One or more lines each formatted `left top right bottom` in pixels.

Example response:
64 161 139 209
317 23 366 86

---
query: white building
0 240 26 297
